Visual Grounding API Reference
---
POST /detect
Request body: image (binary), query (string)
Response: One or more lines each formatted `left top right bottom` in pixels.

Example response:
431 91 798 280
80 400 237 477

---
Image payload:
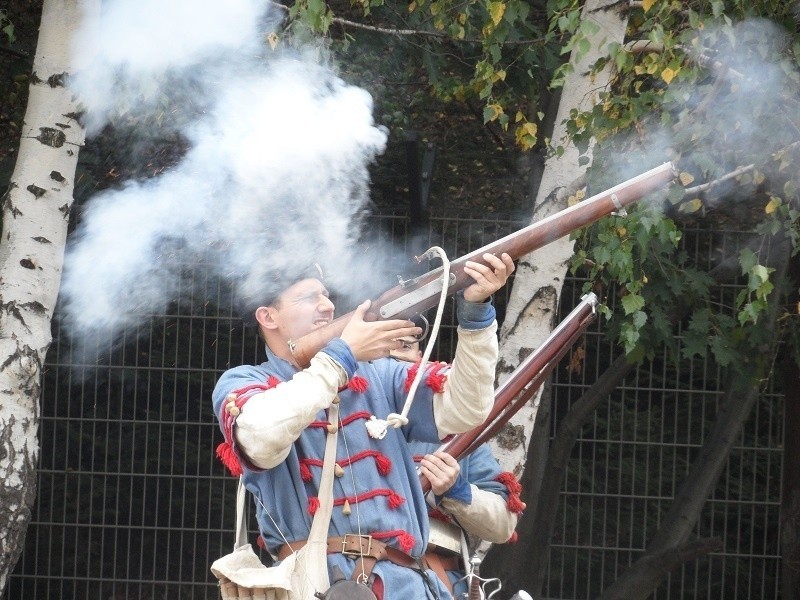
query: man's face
267 278 335 342
390 337 422 362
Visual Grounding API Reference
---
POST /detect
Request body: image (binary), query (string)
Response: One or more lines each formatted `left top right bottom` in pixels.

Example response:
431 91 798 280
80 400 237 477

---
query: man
212 252 514 599
392 338 524 598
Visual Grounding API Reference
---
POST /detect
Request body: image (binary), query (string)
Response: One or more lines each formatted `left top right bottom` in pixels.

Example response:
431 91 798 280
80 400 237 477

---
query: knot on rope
365 413 409 439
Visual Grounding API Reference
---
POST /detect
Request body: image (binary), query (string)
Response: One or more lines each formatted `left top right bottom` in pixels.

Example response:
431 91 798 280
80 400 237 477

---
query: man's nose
318 295 335 312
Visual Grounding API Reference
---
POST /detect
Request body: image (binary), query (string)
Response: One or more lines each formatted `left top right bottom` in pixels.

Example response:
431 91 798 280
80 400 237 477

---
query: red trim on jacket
216 376 282 476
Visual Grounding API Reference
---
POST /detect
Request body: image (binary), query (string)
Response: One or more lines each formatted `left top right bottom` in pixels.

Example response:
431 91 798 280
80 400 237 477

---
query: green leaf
682 329 708 359
739 247 758 274
710 335 736 366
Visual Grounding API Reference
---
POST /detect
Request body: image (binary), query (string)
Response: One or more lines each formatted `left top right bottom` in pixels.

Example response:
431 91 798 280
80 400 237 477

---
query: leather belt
277 534 461 592
278 534 419 585
424 550 460 571
422 549 460 596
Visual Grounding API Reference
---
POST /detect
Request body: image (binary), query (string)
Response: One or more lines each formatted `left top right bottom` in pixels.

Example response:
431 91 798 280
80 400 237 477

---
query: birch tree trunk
481 1 630 592
0 0 96 591
490 0 631 478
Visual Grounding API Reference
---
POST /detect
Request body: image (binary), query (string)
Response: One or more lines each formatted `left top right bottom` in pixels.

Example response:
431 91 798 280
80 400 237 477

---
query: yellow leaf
575 189 586 201
679 198 703 213
643 0 657 12
408 1 416 11
753 170 765 185
678 171 694 186
567 195 577 206
458 12 466 24
661 67 677 84
494 69 506 82
516 122 537 137
485 103 502 121
489 1 506 25
765 197 779 214
515 111 525 122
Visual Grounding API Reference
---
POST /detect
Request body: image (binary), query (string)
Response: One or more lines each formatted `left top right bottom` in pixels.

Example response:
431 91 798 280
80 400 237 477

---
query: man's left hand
462 252 515 303
419 451 460 496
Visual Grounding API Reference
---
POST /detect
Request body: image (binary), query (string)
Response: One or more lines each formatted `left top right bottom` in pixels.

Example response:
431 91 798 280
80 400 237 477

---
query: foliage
273 0 587 150
567 0 800 367
0 9 15 44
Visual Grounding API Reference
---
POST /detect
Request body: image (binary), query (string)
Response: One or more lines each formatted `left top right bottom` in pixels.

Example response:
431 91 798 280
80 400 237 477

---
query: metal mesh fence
4 214 784 599
546 229 783 599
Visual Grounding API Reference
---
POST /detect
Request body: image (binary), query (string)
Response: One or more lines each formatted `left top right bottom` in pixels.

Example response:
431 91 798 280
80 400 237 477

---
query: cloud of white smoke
61 0 393 349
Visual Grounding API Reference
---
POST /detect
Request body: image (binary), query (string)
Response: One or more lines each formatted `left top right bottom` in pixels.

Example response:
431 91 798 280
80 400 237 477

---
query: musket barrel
419 293 599 493
290 162 675 367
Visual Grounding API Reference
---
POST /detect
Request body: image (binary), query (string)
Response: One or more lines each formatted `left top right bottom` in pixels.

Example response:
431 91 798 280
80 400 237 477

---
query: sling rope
366 246 451 440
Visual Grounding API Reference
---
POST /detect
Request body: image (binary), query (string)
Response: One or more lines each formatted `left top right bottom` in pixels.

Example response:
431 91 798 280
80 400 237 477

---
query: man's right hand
340 300 422 362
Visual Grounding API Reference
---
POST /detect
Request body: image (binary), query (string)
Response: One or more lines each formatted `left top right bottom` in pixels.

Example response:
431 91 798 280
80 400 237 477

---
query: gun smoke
61 0 397 354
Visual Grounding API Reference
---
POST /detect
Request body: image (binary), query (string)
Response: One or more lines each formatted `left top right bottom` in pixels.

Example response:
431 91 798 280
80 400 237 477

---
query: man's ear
255 306 278 330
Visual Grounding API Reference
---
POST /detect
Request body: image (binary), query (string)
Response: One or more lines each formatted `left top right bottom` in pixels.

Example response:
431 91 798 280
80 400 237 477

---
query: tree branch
596 537 724 600
0 45 30 60
682 163 755 196
266 0 546 45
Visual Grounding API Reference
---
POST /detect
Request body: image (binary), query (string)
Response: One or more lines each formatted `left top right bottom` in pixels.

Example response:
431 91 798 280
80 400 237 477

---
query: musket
420 292 599 494
289 162 675 368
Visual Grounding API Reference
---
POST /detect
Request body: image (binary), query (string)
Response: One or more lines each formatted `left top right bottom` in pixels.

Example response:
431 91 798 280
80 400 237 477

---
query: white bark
490 0 631 478
0 0 97 591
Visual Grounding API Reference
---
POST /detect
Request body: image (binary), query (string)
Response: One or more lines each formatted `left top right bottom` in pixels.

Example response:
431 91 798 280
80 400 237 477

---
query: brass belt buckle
341 534 372 557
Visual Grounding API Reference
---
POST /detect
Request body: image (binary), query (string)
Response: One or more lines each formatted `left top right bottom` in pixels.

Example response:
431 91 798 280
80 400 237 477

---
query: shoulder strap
233 398 341 549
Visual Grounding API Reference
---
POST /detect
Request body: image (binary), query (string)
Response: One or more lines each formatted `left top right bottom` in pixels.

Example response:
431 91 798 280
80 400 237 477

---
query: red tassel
308 497 319 516
397 531 415 553
257 535 267 550
507 494 526 514
266 375 280 389
507 531 518 544
387 491 405 509
494 472 525 514
425 363 447 393
374 454 392 476
299 461 312 482
403 363 420 392
496 471 522 494
216 441 242 477
347 376 369 393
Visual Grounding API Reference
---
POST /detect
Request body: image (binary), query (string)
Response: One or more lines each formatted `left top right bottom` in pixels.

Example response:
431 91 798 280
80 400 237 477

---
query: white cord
365 246 451 439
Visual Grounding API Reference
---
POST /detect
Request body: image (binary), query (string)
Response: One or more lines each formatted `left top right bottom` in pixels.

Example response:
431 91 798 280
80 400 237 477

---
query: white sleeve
234 353 347 469
433 322 498 436
439 484 519 543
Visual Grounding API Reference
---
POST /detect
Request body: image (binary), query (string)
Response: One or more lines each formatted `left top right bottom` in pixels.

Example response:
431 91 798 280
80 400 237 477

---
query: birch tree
0 0 97 591
489 0 630 481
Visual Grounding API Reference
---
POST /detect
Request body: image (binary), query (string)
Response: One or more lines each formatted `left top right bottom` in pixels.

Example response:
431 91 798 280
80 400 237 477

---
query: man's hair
235 262 325 328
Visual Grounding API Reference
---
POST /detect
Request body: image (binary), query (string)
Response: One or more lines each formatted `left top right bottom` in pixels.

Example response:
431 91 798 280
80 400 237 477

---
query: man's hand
462 252 515 303
419 451 460 496
340 300 422 362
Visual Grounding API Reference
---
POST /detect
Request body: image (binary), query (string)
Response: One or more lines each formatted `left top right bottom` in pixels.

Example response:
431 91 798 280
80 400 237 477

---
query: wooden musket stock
419 293 599 494
290 162 675 367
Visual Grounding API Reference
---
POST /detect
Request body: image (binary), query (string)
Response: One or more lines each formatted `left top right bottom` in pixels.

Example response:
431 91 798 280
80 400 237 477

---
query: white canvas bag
211 402 340 599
